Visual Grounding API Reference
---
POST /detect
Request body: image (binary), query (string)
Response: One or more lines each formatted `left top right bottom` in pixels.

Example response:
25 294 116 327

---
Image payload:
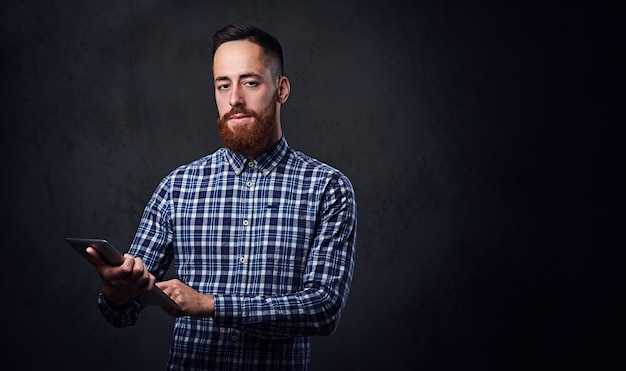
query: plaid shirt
98 137 357 370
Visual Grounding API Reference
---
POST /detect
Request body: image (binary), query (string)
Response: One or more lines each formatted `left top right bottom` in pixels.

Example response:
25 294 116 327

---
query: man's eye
217 84 230 90
244 81 258 87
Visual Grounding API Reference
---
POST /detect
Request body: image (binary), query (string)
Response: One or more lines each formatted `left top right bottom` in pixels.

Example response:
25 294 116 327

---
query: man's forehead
213 41 267 74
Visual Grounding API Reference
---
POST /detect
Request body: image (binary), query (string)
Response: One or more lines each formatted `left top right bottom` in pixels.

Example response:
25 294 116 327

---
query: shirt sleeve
97 292 143 327
212 173 357 338
96 175 174 327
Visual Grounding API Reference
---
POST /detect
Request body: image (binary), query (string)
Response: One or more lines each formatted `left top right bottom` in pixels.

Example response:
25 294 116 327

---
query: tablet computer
66 237 180 310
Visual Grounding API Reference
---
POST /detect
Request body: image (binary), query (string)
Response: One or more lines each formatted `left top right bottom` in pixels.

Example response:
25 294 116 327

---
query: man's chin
226 123 255 137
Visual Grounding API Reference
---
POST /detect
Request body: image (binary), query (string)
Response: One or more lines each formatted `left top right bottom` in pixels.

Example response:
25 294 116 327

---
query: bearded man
87 23 357 370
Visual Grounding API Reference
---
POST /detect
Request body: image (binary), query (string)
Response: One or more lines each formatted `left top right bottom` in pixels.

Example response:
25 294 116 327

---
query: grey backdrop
2 1 622 370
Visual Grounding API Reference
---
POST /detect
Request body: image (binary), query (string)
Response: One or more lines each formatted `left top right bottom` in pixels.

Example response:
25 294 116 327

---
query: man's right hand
85 247 156 307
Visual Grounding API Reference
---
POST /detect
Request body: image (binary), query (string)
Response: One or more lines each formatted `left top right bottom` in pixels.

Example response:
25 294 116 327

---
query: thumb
85 246 107 268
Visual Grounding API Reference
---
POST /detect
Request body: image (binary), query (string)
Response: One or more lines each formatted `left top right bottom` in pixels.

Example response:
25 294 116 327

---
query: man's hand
85 247 156 307
156 279 215 319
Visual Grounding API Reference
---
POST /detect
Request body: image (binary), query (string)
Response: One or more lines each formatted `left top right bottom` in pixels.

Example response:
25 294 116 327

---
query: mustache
222 107 257 120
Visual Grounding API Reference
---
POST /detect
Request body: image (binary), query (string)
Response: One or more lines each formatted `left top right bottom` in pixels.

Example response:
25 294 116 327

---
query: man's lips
227 114 252 125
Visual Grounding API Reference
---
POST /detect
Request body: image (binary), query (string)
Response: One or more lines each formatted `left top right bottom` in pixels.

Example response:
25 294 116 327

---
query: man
86 23 357 370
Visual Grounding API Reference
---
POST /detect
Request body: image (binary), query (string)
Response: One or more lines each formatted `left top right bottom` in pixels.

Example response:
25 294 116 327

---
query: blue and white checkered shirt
98 137 357 370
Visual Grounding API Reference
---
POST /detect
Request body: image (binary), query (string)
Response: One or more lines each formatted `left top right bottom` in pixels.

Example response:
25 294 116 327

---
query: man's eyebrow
214 72 263 82
240 72 262 79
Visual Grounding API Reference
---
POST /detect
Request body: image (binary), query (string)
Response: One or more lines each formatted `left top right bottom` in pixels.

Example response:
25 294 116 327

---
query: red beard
217 95 278 158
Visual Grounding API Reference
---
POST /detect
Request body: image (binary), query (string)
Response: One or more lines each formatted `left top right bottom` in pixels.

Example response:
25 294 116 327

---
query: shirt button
231 335 238 342
248 161 255 167
243 219 249 226
246 181 253 187
239 256 246 263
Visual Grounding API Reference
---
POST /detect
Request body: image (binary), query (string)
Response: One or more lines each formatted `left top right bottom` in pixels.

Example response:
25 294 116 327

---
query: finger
117 255 137 276
129 265 150 288
85 246 106 267
138 261 148 277
156 279 175 291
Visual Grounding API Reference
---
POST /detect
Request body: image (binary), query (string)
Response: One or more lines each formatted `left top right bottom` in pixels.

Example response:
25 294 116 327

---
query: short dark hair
212 23 284 78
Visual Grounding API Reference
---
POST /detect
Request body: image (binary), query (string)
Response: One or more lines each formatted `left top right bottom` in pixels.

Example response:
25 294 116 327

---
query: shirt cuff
212 294 247 328
98 292 134 313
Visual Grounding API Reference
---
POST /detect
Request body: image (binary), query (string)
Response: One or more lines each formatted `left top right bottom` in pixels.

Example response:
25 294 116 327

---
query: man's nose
229 86 244 107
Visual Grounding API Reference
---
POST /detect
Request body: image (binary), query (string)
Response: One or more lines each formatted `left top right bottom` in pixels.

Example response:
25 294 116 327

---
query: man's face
213 40 280 157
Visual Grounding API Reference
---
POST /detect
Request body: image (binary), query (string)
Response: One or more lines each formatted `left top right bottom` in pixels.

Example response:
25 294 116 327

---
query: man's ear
277 76 290 104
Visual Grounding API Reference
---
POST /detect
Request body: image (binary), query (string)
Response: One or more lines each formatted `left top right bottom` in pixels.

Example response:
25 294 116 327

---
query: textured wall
1 1 622 370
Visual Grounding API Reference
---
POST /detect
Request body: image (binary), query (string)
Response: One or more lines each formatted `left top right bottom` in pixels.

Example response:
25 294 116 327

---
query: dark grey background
1 0 623 370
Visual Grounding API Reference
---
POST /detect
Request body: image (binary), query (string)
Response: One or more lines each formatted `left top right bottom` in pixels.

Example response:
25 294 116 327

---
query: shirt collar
223 137 289 176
